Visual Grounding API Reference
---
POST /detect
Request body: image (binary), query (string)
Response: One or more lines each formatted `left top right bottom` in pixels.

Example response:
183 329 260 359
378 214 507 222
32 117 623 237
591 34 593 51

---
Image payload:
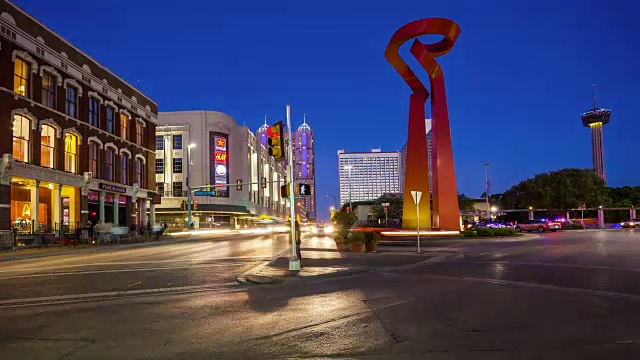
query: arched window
12 114 30 162
105 148 115 181
64 133 78 173
40 125 56 168
121 153 130 184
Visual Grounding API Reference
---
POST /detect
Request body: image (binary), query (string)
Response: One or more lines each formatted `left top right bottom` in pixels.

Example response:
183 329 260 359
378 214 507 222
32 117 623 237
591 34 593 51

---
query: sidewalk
377 233 540 247
237 237 462 285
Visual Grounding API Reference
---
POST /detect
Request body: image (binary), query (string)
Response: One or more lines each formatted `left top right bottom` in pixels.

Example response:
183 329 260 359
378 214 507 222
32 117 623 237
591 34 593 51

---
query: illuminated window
120 113 129 140
136 121 143 145
89 97 100 127
64 133 78 173
65 86 78 117
89 142 99 176
12 115 30 162
172 158 182 173
105 149 114 181
136 158 143 185
13 58 30 97
106 106 115 134
121 153 129 184
42 72 55 108
156 159 164 173
156 136 164 150
40 125 56 168
173 134 182 149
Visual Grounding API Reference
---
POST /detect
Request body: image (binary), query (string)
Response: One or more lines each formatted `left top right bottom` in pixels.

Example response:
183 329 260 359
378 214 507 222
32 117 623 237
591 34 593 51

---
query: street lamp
484 163 490 219
326 194 337 210
345 165 353 212
186 143 196 229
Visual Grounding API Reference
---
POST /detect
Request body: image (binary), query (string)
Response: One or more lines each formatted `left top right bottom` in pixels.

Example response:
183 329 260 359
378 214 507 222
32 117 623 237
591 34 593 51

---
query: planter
334 238 349 251
365 242 377 253
349 241 364 253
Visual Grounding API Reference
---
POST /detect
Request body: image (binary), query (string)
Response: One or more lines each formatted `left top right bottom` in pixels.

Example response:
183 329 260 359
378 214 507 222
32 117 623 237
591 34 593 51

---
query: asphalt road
3 229 640 359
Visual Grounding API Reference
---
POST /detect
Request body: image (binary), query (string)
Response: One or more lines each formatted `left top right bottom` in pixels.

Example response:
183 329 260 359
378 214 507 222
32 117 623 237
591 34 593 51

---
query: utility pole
186 143 196 229
484 163 490 219
286 104 300 272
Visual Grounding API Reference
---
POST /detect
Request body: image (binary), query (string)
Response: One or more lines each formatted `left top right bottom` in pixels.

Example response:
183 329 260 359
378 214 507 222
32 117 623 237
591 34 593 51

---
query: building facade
400 118 431 194
291 117 316 220
337 149 400 206
156 111 289 230
0 1 158 232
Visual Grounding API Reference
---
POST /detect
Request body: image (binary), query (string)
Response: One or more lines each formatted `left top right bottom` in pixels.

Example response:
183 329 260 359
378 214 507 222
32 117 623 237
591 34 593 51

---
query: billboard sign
210 132 229 197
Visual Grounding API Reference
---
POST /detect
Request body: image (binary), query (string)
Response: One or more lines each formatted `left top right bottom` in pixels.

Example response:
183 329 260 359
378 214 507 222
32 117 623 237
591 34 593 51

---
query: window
121 153 130 184
42 72 56 108
173 134 182 150
172 158 183 174
172 182 183 197
12 115 30 162
136 158 143 186
89 97 100 127
120 113 129 140
13 58 30 97
65 86 78 117
64 133 78 173
156 183 164 195
155 158 164 173
136 121 143 145
105 149 114 181
89 142 99 176
40 125 56 168
156 136 164 150
106 107 115 134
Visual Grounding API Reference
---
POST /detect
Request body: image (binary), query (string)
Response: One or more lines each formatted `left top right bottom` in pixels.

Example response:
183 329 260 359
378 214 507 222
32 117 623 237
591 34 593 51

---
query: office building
291 116 316 220
0 1 158 232
156 111 289 230
400 119 431 193
337 149 400 206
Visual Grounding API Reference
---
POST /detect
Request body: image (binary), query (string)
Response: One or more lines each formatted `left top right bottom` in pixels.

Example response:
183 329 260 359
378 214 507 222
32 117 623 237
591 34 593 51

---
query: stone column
32 180 40 233
597 208 605 229
631 206 637 220
99 191 106 223
113 194 119 226
140 198 147 227
56 184 63 235
80 187 89 226
0 176 11 230
528 210 534 221
150 202 156 225
566 211 570 222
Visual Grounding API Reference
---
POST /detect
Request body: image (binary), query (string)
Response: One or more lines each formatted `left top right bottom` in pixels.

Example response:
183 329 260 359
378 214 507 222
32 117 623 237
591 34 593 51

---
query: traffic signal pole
286 104 300 271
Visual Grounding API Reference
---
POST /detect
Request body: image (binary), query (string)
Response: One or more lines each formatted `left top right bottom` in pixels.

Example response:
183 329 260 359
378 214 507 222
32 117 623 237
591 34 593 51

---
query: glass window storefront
10 179 63 233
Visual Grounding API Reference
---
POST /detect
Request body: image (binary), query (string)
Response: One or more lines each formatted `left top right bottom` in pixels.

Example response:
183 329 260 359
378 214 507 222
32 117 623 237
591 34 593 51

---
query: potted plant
332 210 357 251
349 231 365 252
364 231 380 252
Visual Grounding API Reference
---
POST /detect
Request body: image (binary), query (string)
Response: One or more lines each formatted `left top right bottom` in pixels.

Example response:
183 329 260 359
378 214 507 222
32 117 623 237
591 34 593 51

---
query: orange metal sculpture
385 18 461 231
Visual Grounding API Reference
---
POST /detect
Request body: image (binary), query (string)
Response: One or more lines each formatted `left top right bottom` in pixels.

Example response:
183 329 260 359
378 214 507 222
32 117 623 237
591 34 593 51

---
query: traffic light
180 200 187 211
261 177 267 189
236 179 242 191
267 121 285 161
193 201 198 210
280 183 291 198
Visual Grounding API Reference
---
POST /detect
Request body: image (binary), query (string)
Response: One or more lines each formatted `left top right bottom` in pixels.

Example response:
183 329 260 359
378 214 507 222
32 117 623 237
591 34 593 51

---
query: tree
608 186 640 207
332 210 357 239
501 168 610 211
458 193 476 211
370 194 403 221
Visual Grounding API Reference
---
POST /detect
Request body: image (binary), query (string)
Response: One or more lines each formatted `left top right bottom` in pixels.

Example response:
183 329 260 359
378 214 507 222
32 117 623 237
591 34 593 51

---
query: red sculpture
385 18 461 231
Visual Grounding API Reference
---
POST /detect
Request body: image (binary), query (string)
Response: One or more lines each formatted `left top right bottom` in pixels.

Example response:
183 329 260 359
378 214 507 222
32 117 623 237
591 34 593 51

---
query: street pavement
2 229 640 358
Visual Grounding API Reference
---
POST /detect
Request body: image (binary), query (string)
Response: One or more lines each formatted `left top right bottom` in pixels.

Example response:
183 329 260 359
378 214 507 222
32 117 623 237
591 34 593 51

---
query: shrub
461 230 478 238
363 231 380 244
494 227 516 236
349 232 366 244
476 228 495 237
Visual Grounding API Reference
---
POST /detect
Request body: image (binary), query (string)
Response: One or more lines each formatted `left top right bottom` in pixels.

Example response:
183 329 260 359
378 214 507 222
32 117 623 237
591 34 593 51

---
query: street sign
298 183 311 196
194 190 215 197
382 202 390 213
411 191 422 205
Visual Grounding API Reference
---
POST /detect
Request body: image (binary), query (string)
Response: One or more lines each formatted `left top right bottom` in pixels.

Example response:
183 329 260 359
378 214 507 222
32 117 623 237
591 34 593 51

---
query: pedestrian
295 220 302 263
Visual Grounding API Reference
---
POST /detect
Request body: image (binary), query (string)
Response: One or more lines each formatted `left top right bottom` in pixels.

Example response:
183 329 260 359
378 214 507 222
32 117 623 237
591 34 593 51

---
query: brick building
0 0 158 232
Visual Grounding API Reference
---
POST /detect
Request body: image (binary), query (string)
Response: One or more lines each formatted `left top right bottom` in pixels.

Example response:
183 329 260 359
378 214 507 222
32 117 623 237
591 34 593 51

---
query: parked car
474 219 514 228
515 219 561 232
621 219 640 228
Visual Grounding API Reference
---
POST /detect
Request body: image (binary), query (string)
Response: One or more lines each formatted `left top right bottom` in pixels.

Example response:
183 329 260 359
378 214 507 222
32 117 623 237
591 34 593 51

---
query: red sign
214 151 227 163
215 137 226 151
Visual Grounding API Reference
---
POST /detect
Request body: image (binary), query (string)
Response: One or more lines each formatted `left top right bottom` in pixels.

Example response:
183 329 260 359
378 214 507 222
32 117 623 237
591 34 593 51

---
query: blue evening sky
15 0 639 218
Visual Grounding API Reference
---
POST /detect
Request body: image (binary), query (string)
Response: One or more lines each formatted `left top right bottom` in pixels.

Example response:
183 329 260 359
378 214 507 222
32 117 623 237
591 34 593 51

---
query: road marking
0 256 273 274
392 273 640 301
468 260 640 273
0 263 256 280
128 281 143 287
0 281 241 308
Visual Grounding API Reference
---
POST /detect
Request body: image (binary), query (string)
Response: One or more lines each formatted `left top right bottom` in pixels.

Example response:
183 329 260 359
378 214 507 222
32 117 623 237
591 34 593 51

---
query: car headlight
325 226 334 233
312 228 317 234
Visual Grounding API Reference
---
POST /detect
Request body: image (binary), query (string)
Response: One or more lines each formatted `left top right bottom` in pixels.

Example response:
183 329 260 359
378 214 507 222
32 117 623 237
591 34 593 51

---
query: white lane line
392 273 640 301
468 260 640 273
0 263 254 280
0 255 272 274
0 281 241 308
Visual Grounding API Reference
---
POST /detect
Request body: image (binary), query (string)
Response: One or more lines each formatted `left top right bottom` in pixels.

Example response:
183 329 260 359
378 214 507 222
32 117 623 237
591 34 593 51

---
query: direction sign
194 190 215 197
298 183 311 196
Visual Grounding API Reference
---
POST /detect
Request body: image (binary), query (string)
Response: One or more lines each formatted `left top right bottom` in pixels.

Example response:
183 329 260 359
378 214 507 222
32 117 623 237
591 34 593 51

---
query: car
474 219 514 228
621 219 640 228
515 219 561 233
311 224 334 235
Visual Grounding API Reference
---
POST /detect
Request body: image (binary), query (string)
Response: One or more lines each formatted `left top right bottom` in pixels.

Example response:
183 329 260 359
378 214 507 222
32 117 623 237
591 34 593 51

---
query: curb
236 251 463 286
378 233 540 247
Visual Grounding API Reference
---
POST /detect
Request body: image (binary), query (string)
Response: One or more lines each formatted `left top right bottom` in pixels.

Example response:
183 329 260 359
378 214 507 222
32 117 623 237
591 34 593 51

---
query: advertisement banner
210 132 229 197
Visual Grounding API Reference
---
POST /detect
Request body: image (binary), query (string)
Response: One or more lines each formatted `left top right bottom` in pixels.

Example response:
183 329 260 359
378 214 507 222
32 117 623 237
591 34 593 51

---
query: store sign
210 132 229 197
99 183 126 193
152 194 162 204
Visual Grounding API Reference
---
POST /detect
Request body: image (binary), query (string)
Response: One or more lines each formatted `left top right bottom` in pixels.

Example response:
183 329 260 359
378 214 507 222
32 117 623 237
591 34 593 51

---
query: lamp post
345 165 353 212
186 143 196 229
326 194 338 210
484 163 490 219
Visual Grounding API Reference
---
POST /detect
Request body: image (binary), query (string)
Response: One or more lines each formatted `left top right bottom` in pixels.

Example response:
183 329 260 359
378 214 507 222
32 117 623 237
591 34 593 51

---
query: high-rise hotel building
337 149 400 206
0 0 158 232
